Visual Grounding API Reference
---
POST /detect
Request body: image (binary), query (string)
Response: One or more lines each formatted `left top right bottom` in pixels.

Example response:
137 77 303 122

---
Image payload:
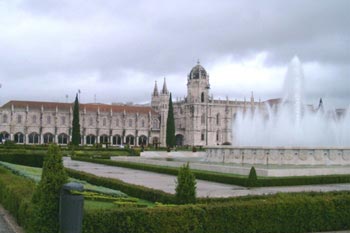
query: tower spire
153 81 159 96
162 77 169 94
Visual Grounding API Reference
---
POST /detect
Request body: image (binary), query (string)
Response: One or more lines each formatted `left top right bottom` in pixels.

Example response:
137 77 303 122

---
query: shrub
0 152 45 167
82 192 350 233
246 166 258 187
28 145 68 233
0 166 35 230
175 163 197 204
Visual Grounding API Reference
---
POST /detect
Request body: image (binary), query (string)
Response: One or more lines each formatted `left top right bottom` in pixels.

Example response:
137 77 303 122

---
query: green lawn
0 161 156 210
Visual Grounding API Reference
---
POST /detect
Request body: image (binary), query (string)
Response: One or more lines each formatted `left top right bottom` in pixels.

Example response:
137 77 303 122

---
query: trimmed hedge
0 152 45 167
82 192 350 233
66 168 176 204
0 166 35 230
72 156 350 187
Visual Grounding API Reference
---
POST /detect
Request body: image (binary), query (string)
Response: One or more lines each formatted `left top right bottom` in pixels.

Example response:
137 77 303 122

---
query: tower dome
188 61 208 80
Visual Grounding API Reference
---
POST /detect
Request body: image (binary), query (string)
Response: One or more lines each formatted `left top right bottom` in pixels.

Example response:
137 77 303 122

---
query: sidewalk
0 204 24 233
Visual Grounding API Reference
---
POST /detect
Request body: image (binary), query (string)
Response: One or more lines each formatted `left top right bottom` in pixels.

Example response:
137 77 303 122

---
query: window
32 115 37 124
141 119 145 128
201 133 205 141
17 115 22 124
216 113 220 125
47 116 51 124
216 130 220 141
58 133 69 144
14 133 24 143
128 119 133 127
2 114 8 123
201 92 205 103
103 118 107 126
61 116 66 125
152 119 159 129
89 117 93 126
116 118 119 126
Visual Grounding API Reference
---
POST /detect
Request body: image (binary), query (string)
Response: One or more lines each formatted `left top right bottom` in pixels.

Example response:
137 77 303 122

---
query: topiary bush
175 162 197 204
246 166 258 187
28 144 68 233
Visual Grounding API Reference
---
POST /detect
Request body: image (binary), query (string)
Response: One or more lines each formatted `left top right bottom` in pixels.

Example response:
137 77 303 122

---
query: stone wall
205 146 350 166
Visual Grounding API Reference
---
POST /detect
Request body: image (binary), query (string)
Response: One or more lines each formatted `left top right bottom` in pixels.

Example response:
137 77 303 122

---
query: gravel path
64 157 350 198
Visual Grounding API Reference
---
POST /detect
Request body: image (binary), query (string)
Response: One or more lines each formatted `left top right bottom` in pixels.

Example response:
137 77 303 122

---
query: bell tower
187 61 210 103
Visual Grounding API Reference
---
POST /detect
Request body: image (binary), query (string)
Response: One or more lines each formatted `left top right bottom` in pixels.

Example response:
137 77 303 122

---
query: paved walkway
64 158 350 198
0 205 23 233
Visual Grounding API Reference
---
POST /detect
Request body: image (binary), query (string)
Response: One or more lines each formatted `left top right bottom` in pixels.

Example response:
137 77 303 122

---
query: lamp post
205 84 210 146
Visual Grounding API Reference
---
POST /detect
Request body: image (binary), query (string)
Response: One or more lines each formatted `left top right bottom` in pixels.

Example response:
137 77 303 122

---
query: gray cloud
0 0 349 107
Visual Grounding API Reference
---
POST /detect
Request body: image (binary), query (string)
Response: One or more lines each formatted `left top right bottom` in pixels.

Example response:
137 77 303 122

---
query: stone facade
0 102 161 146
151 62 261 147
0 62 261 146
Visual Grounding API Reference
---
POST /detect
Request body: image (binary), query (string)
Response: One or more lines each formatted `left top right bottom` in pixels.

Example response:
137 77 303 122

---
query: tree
247 166 258 187
166 93 176 148
175 162 196 204
71 93 81 146
29 144 68 233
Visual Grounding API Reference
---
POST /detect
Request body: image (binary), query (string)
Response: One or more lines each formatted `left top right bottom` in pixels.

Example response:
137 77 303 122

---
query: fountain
206 56 350 167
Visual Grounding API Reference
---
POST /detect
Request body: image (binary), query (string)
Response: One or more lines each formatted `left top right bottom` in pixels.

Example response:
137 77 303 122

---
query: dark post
59 182 84 233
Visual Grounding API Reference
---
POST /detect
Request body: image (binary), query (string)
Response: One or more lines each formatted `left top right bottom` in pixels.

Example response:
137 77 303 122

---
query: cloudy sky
0 0 349 109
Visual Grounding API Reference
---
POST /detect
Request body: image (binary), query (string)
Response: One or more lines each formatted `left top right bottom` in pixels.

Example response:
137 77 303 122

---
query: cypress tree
71 94 81 146
247 166 258 187
29 144 68 233
166 93 176 148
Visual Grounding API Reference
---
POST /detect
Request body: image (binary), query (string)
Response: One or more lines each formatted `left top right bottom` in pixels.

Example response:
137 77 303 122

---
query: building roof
189 61 208 80
1 100 157 115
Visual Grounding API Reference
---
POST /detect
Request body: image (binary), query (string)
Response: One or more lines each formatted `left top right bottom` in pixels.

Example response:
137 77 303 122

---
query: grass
0 161 156 210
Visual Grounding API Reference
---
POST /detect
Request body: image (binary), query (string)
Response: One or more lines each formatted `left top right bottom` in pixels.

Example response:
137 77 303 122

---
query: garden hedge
72 156 350 187
66 168 176 204
82 192 350 233
0 152 45 167
0 166 35 230
1 164 350 233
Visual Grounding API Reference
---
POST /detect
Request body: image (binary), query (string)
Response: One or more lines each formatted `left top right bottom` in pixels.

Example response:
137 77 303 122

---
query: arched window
58 133 69 144
138 135 147 146
112 135 122 145
43 133 54 144
28 132 40 144
100 134 109 144
125 135 134 145
0 132 10 142
14 132 24 143
201 113 205 125
86 135 96 145
2 114 8 123
152 119 159 129
201 92 205 103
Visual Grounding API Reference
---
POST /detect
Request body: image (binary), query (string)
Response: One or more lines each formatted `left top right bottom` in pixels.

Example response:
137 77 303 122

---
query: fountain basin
205 146 350 166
